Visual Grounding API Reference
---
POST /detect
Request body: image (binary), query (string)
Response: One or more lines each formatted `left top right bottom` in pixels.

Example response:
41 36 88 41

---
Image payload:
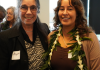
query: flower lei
41 25 92 70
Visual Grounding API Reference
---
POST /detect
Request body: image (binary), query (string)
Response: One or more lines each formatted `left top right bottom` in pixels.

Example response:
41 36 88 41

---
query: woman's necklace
63 36 71 47
63 37 67 47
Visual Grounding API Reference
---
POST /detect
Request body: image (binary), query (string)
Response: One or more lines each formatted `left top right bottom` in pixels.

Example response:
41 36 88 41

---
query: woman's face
6 9 14 21
58 0 77 27
19 0 37 25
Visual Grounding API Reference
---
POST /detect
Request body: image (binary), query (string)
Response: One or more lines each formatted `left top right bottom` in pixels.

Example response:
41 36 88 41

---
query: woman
0 0 50 70
42 0 100 70
0 6 17 31
0 6 6 31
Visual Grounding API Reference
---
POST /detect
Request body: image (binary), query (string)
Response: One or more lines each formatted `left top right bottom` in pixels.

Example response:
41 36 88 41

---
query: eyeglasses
20 5 37 13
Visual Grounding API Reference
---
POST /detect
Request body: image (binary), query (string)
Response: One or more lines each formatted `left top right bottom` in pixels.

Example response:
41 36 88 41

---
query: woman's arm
83 32 100 70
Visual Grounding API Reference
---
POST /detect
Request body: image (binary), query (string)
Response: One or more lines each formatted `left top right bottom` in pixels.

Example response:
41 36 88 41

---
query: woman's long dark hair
35 16 48 43
53 0 93 37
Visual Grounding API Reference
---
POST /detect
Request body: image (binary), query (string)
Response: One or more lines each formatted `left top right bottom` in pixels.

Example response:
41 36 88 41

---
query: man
0 5 6 23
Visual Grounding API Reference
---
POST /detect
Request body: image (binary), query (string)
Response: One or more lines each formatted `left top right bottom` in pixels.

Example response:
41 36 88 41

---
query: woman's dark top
0 18 50 70
20 24 46 70
0 21 15 32
51 45 87 70
20 24 34 44
51 46 77 70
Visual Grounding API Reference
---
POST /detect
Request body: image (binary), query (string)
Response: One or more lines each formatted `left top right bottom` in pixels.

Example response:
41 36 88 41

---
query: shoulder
88 32 99 41
82 32 100 50
42 23 48 26
83 32 99 43
41 23 50 34
0 22 9 31
0 28 12 39
0 23 20 38
48 30 57 40
0 29 9 42
41 23 49 29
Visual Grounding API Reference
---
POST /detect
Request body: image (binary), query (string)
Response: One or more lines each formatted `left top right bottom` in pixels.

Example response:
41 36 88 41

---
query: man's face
0 11 4 23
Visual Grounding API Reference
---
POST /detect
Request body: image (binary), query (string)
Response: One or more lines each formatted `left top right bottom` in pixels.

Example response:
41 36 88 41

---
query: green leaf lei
41 25 92 70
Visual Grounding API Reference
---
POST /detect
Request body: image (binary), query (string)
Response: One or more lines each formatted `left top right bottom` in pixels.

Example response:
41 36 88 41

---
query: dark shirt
20 23 38 45
51 46 77 70
20 25 34 45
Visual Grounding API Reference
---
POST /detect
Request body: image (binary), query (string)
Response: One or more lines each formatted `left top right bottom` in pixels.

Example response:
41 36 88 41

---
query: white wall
0 0 17 9
38 0 49 26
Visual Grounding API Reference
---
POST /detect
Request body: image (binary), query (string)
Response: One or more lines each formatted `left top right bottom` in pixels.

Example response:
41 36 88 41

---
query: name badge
68 50 72 58
11 51 20 60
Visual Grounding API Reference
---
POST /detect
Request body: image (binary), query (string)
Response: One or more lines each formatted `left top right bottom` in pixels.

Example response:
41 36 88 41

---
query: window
49 0 58 31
